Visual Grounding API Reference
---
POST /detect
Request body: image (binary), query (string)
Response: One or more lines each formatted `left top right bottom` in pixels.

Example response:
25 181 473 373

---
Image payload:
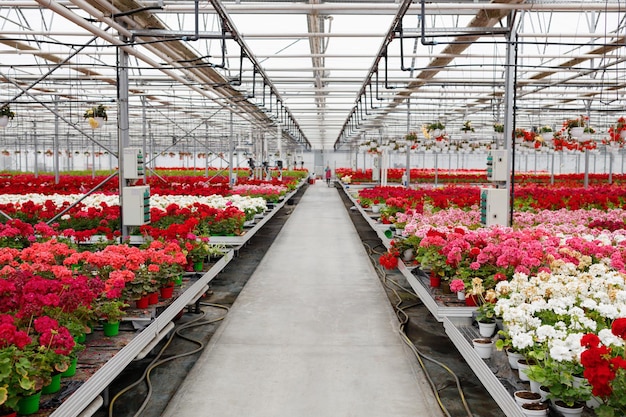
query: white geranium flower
511 332 535 351
536 325 558 342
596 303 620 320
598 328 625 347
549 341 574 362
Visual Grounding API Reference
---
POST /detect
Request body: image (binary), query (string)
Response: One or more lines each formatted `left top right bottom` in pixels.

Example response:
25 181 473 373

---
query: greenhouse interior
1 1 626 417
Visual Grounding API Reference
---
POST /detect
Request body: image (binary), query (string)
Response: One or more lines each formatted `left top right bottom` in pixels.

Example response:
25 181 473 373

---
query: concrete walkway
162 181 442 417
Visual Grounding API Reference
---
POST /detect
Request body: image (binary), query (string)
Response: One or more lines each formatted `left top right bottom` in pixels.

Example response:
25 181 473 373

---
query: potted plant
206 243 227 261
450 278 465 300
83 104 108 128
563 115 588 138
0 319 35 415
0 105 15 128
460 120 474 133
427 121 445 131
538 125 554 142
608 116 626 142
472 337 494 359
476 299 497 337
493 122 504 133
122 267 159 304
186 240 208 263
426 121 445 138
580 318 626 416
404 131 418 142
93 299 128 337
0 314 76 415
527 358 590 412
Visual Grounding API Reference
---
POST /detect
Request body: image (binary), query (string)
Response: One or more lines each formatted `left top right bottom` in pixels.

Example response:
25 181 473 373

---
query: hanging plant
83 104 108 128
563 115 587 129
493 123 504 133
460 121 474 132
514 128 526 138
608 117 626 143
0 105 15 119
426 121 445 131
83 104 108 120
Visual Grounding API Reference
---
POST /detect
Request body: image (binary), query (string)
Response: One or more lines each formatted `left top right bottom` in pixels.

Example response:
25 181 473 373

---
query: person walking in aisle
325 164 332 185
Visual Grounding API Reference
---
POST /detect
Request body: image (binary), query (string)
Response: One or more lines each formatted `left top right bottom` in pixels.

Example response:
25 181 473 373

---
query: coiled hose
108 302 230 417
364 240 474 417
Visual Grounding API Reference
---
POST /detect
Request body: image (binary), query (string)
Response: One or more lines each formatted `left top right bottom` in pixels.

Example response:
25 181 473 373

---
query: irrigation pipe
108 303 230 417
363 241 474 417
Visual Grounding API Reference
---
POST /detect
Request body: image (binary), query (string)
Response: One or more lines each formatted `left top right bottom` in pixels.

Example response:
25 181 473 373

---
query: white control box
123 148 145 180
480 188 508 226
122 186 150 226
486 150 508 182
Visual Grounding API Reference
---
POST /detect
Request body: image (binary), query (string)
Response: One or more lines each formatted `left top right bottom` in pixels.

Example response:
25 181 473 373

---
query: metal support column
118 34 130 239
405 99 411 188
141 96 148 179
33 125 39 177
503 19 517 227
229 111 234 186
53 99 60 184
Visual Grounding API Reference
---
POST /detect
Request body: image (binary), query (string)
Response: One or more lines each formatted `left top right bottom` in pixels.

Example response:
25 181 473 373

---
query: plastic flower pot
520 402 549 417
517 359 532 381
472 338 493 359
103 321 120 337
136 295 149 309
148 292 159 305
506 348 524 370
42 373 61 394
465 294 478 306
477 320 496 337
75 332 86 344
514 390 542 406
61 356 78 377
429 275 441 288
193 261 204 272
17 391 41 415
160 285 175 299
552 401 584 417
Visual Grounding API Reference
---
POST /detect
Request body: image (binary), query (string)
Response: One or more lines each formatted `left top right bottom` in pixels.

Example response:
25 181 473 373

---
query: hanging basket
570 127 584 138
87 116 105 129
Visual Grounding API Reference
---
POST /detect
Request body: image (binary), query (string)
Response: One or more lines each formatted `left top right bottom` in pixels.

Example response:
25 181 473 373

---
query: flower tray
443 319 595 417
397 263 475 325
37 250 235 417
341 183 478 325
